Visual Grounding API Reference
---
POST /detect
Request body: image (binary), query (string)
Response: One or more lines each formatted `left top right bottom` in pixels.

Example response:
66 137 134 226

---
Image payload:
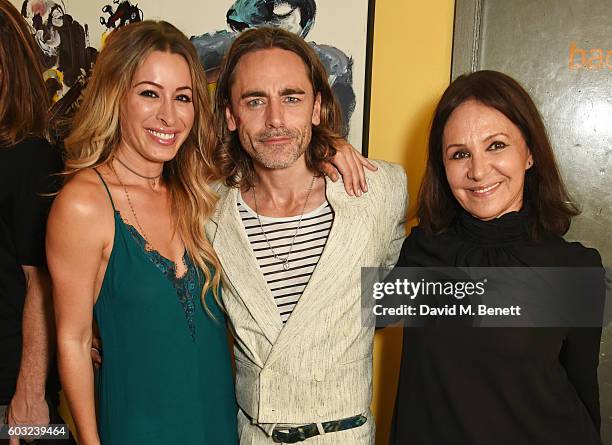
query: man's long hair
0 0 49 146
213 27 343 188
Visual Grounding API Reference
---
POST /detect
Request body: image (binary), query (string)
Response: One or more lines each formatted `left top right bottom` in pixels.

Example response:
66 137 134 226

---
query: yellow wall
369 0 455 443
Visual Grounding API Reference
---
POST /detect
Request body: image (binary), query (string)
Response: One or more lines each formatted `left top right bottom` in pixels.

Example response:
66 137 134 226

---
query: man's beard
246 127 311 169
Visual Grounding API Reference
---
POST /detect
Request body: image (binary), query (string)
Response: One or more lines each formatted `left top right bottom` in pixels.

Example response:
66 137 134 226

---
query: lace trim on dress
122 217 198 341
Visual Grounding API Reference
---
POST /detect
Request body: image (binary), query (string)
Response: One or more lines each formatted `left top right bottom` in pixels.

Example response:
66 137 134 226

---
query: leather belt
271 414 367 443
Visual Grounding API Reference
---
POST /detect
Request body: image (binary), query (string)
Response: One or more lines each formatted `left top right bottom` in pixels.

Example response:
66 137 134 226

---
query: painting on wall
12 0 376 153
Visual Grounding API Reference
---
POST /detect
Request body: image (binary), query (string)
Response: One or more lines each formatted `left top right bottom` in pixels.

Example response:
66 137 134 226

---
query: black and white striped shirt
238 193 334 323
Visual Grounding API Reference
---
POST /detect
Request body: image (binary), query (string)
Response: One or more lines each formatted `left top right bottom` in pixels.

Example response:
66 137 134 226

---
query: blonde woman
46 21 237 445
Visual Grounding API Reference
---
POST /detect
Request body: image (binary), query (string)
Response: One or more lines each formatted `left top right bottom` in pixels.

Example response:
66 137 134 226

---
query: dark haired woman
390 70 604 445
0 0 74 443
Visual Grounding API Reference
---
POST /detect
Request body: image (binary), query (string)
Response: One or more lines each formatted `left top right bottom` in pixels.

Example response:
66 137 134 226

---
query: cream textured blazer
206 160 407 441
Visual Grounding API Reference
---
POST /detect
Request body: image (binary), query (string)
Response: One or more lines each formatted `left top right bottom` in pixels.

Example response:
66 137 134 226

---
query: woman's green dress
93 171 237 444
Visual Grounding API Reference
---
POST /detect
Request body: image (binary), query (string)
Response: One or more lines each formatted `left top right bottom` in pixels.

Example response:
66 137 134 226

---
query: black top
0 137 62 404
390 209 603 445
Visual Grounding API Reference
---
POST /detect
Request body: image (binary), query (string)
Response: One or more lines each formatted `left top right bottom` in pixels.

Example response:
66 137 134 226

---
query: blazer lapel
265 178 371 366
211 186 283 346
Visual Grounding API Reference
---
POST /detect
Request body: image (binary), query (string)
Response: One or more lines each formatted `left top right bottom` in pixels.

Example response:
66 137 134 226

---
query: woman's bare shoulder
50 168 115 233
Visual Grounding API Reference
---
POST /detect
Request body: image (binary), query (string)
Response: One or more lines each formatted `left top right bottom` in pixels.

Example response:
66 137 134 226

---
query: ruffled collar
456 207 530 245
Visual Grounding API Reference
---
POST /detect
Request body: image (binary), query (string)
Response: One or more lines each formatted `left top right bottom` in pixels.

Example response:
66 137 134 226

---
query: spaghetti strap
93 168 117 211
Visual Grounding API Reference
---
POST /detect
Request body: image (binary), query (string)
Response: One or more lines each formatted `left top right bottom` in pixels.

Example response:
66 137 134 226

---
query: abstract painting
11 0 375 153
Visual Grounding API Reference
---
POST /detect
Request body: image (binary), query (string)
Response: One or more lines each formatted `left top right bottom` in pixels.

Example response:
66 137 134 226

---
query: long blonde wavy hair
64 20 221 307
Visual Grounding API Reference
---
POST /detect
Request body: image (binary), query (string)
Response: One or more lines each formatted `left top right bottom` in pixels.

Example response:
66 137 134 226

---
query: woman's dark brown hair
419 70 578 239
0 0 48 146
213 26 343 188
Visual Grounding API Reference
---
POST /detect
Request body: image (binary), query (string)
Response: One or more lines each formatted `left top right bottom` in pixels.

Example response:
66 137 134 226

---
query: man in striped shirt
209 27 407 444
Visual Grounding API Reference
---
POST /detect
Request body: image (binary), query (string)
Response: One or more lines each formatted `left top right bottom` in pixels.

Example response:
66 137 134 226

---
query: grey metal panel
453 0 612 441
451 0 482 77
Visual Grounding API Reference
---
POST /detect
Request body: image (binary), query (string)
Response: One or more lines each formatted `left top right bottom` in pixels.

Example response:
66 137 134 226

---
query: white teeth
148 129 175 140
472 182 500 194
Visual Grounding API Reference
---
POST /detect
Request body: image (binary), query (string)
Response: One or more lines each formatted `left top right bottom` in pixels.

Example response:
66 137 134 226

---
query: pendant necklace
252 175 316 271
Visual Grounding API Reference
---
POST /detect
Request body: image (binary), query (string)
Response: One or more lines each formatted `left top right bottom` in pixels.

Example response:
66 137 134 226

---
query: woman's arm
560 327 603 432
46 174 112 445
559 250 606 433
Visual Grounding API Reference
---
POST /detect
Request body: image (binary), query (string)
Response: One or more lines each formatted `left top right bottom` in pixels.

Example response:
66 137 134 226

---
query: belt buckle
272 424 315 443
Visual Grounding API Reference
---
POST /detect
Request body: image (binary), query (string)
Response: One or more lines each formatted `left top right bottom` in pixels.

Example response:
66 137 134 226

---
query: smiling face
118 50 194 165
442 100 533 221
225 47 321 170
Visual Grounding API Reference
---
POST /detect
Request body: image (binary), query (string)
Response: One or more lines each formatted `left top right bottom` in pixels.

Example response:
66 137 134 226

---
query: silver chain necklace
252 175 316 271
